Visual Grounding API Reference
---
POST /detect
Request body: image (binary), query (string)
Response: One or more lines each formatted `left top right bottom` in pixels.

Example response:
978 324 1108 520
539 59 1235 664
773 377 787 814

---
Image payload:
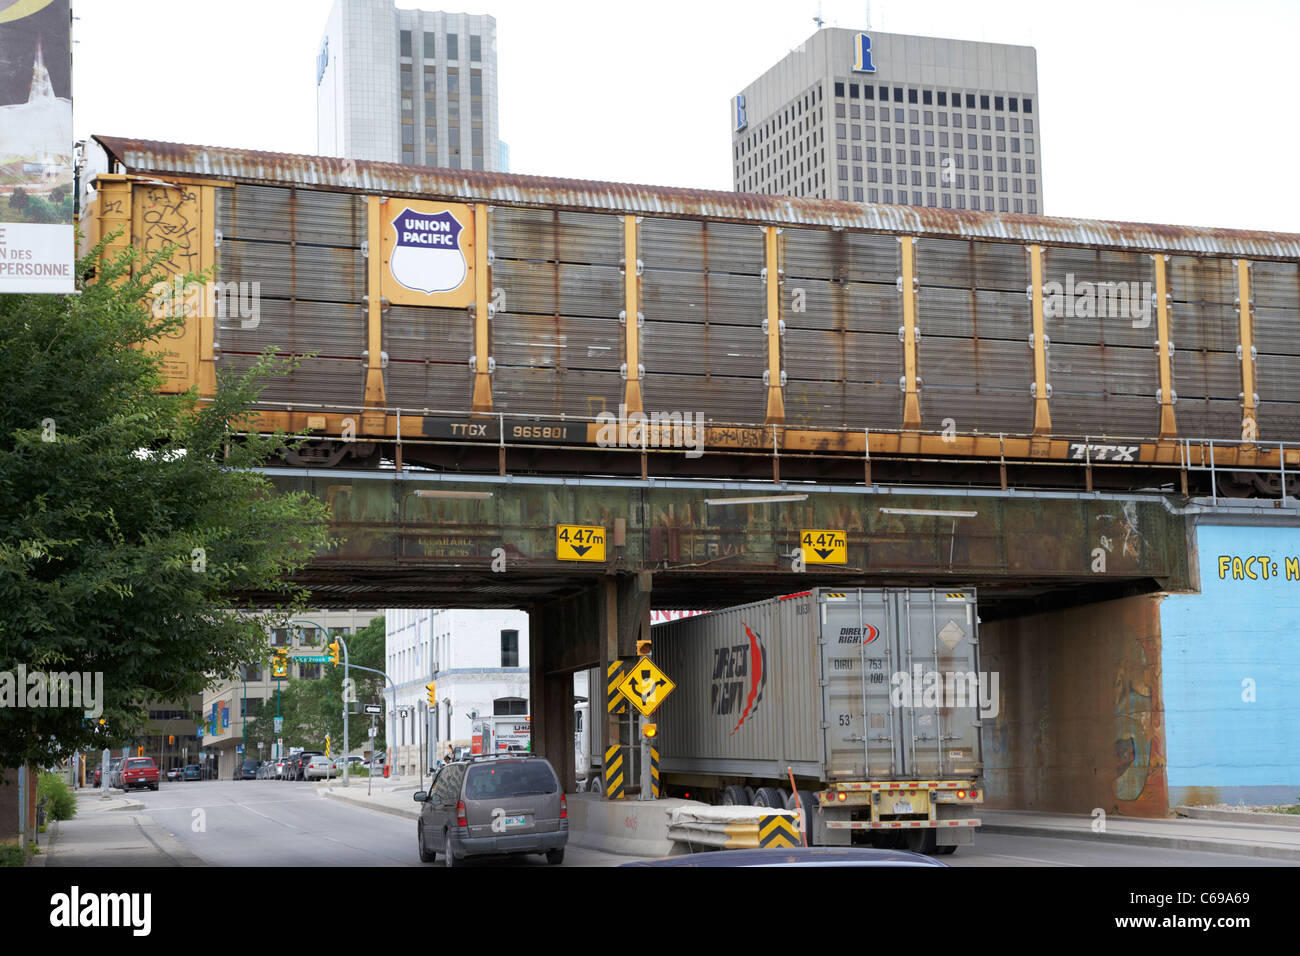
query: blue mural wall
1161 522 1300 806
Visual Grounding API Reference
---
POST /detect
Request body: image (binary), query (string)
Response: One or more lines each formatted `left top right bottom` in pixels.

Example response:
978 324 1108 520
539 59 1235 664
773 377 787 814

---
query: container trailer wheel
752 787 785 808
937 844 957 855
905 828 937 855
721 785 750 806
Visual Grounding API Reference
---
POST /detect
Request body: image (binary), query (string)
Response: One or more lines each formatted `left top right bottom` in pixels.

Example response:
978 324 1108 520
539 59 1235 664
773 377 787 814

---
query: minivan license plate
505 815 526 827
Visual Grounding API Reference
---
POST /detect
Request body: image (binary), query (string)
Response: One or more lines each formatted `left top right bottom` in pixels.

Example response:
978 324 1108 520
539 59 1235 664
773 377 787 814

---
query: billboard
0 0 73 293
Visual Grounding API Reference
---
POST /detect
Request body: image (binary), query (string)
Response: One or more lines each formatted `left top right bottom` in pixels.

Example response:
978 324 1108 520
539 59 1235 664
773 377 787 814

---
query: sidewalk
978 808 1300 862
39 788 204 867
320 778 425 822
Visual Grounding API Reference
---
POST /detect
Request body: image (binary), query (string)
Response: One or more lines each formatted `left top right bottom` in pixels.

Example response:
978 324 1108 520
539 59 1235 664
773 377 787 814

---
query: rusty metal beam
252 473 1193 610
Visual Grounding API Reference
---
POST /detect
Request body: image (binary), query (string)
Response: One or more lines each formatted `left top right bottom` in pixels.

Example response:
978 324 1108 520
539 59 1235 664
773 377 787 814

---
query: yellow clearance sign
379 198 475 307
556 524 606 561
801 529 847 564
616 657 676 717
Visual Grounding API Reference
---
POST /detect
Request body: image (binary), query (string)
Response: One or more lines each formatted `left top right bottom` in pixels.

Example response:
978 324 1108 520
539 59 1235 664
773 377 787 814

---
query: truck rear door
819 590 898 780
819 589 983 781
895 590 983 780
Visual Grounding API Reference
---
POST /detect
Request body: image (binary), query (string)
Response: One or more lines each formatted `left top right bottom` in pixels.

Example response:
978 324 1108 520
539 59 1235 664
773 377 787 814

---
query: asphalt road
68 780 1296 867
126 779 639 867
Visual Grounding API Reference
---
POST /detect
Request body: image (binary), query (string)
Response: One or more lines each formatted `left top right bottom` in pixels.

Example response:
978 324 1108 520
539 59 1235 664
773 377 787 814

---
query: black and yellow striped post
758 814 800 849
606 659 628 715
603 745 626 799
604 658 629 799
649 746 660 798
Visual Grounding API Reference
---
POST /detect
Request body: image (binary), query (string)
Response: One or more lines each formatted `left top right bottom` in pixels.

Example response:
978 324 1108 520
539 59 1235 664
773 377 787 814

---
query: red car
121 756 160 792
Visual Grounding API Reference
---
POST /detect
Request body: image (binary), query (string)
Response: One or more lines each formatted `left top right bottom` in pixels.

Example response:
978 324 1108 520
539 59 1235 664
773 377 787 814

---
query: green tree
0 240 333 769
242 616 388 755
8 187 27 210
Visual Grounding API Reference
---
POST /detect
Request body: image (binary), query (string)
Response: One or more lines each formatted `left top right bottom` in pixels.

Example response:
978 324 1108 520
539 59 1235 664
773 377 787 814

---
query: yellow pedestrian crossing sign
556 524 606 561
800 529 847 564
616 656 676 717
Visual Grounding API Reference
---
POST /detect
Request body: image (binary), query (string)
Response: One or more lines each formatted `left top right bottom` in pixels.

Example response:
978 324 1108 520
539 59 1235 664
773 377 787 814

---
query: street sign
556 524 606 561
273 717 283 734
616 656 676 717
296 654 332 663
800 529 847 564
364 704 382 715
399 708 410 719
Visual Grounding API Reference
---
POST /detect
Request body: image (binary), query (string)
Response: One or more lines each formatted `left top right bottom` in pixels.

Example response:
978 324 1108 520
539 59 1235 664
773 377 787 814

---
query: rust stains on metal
94 135 1300 260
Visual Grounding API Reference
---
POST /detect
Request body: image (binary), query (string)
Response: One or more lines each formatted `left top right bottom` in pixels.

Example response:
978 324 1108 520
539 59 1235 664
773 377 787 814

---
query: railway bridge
78 134 1300 817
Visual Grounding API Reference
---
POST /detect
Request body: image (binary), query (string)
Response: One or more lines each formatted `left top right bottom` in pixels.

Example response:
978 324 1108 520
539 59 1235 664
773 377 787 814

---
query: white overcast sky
71 0 1299 232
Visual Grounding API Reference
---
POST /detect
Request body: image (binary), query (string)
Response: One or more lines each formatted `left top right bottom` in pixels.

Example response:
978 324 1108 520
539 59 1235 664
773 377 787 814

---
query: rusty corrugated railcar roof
92 134 1300 259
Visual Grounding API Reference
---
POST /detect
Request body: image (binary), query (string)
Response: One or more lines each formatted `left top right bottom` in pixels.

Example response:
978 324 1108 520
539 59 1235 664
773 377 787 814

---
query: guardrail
665 806 802 849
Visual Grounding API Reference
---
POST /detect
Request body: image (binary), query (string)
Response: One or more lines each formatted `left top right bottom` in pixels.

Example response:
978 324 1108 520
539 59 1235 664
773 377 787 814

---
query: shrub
0 844 24 867
38 772 77 822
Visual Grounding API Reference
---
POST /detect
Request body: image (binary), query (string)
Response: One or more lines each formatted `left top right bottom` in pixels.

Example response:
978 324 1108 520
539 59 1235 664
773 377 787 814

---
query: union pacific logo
710 623 768 734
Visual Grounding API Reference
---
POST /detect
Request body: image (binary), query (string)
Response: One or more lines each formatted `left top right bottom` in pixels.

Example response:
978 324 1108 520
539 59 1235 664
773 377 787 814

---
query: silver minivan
413 755 567 866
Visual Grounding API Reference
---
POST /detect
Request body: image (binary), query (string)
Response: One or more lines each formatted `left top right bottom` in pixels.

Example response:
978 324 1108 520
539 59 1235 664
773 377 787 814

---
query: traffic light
137 746 144 756
272 649 288 679
328 640 341 666
641 722 657 739
426 682 436 707
168 735 175 745
636 638 652 657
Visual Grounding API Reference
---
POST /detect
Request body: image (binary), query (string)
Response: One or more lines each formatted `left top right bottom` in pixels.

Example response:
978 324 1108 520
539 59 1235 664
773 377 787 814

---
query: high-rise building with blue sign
731 27 1043 213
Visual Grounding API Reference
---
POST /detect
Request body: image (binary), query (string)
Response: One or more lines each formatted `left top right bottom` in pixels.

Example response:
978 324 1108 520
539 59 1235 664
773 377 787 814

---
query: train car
79 135 1300 496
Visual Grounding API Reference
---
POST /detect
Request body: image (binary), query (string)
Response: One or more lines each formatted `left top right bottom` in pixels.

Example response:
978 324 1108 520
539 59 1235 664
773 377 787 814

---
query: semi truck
470 715 531 755
586 588 987 854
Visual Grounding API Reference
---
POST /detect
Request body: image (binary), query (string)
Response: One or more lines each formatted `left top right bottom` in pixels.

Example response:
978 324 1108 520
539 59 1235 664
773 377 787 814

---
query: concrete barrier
565 793 703 857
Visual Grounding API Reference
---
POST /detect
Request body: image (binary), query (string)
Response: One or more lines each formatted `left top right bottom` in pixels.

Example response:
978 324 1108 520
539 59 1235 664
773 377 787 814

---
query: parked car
92 765 104 787
238 759 260 780
121 756 160 792
304 756 337 780
287 751 323 781
273 758 288 780
183 764 201 781
166 767 182 781
413 754 567 867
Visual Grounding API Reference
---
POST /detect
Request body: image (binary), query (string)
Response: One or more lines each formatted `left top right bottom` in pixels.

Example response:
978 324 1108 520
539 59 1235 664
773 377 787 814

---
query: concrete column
527 604 575 791
528 573 651 795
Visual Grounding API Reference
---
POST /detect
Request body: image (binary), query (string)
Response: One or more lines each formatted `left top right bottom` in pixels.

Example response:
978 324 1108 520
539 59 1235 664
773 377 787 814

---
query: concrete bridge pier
528 573 651 793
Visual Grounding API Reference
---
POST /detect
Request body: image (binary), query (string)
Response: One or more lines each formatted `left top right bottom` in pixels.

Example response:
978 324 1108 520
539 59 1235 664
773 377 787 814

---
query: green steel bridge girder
265 474 1192 608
